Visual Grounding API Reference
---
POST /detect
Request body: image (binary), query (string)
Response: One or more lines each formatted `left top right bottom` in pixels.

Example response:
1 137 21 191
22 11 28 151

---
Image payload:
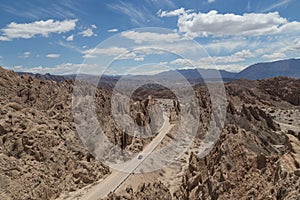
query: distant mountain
154 68 237 83
15 58 300 86
153 58 300 81
236 58 300 80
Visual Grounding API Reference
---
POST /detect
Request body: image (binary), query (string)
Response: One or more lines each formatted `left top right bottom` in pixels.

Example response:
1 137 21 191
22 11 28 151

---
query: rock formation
108 78 300 200
0 67 111 200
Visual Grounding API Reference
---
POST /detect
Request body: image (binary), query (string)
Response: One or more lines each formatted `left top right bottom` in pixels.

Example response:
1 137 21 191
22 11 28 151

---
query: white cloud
134 57 144 61
107 28 118 32
170 58 247 72
170 58 194 66
57 40 82 53
277 21 300 33
91 24 97 29
83 46 151 61
158 8 190 17
121 31 182 44
160 9 300 38
13 65 23 71
20 51 31 58
174 49 254 65
203 38 251 54
170 58 246 72
262 52 286 60
2 2 77 20
170 49 254 71
0 36 10 41
287 39 300 51
159 61 168 65
83 47 128 57
46 54 60 58
13 63 103 75
128 65 167 75
79 28 96 37
108 1 159 26
15 63 112 75
82 54 96 58
66 34 74 41
200 49 254 64
262 0 293 12
208 0 215 3
247 1 251 11
115 51 137 60
0 19 77 40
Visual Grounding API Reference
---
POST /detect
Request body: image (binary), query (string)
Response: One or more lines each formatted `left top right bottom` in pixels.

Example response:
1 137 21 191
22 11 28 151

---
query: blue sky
0 0 300 75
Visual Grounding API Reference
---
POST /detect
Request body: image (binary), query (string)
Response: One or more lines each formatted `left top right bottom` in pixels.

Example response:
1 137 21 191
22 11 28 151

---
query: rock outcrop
106 182 172 200
0 67 110 200
108 79 300 200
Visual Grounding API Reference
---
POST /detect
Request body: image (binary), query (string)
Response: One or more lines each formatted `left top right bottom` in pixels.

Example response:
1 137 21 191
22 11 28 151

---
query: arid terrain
0 67 299 200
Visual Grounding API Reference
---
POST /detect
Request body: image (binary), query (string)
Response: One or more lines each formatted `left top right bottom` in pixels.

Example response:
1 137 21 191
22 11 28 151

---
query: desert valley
0 58 300 199
1 1 300 199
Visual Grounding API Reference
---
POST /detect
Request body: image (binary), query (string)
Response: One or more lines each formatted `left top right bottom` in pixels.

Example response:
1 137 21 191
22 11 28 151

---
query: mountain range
156 58 300 81
16 58 300 85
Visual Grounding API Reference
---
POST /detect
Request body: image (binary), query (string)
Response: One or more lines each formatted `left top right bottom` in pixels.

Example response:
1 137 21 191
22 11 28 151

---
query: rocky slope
0 67 111 200
106 182 172 200
108 77 300 200
173 103 299 199
226 77 300 107
0 67 164 199
2 66 299 199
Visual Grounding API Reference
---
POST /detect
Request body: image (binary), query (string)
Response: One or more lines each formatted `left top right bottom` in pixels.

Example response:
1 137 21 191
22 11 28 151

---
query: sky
0 0 300 75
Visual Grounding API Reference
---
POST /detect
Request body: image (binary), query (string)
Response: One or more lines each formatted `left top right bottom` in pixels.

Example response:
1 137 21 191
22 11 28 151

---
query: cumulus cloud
79 28 96 37
79 24 97 37
170 58 194 66
159 9 300 38
0 19 77 41
121 31 182 44
157 8 190 17
66 34 74 41
46 54 60 58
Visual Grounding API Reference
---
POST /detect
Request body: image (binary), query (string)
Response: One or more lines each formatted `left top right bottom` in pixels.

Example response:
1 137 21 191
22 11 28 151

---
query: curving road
80 113 173 200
